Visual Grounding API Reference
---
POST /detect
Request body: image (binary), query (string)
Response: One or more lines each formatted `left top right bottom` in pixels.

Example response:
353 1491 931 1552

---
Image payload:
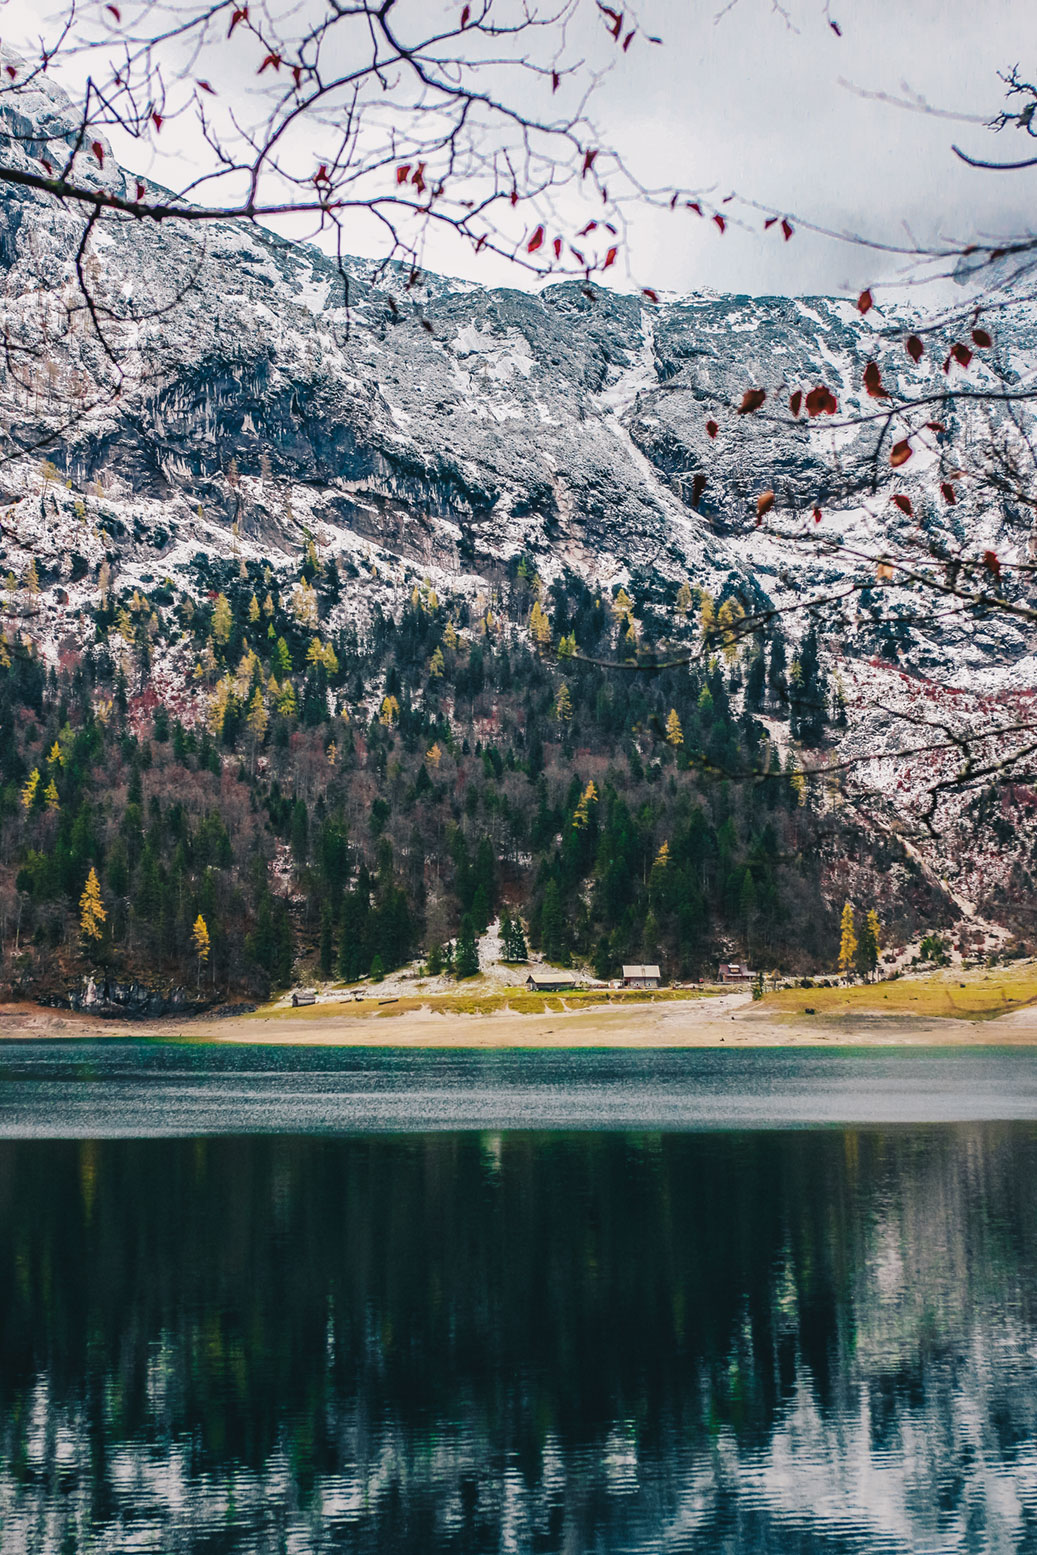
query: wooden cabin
621 964 662 989
525 971 577 992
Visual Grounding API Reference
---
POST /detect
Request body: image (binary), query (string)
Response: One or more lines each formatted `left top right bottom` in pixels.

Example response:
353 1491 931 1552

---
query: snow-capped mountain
1 61 1035 925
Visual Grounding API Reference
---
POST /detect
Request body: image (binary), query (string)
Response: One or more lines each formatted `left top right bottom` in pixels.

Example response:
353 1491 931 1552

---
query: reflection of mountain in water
1 1128 1036 1552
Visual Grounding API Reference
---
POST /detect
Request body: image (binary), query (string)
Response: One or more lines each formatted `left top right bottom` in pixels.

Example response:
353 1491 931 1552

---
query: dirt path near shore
3 992 1035 1047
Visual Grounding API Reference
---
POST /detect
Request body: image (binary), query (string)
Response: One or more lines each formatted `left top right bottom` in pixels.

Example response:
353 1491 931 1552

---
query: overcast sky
1 0 1033 303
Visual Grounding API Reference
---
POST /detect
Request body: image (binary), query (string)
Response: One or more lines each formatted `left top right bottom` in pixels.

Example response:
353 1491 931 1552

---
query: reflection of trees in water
0 1129 1035 1551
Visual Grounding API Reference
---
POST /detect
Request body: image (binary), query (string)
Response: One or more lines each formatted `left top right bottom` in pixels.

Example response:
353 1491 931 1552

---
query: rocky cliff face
1 63 1035 924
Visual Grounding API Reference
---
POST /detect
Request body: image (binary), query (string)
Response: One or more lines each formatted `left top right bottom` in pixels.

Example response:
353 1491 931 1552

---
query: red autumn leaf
686 201 702 216
857 288 873 315
578 221 598 237
971 327 992 349
891 494 913 516
830 19 842 34
461 3 471 24
570 247 585 265
475 235 487 253
135 181 145 200
737 389 767 415
862 361 888 398
713 214 726 233
805 385 837 416
396 165 411 184
756 490 775 518
905 336 924 363
789 390 802 417
91 140 105 167
197 79 216 94
781 218 793 241
983 550 1001 577
582 150 598 177
691 474 708 509
510 188 519 206
41 158 52 174
527 225 544 253
314 164 330 184
603 246 618 268
553 237 563 260
291 65 302 88
258 53 282 73
813 508 823 523
599 5 623 40
228 6 248 34
642 288 659 303
107 3 121 17
951 342 972 368
940 483 957 505
152 111 163 130
890 439 912 468
5 65 18 79
623 28 635 50
764 217 778 230
705 419 718 438
411 163 426 193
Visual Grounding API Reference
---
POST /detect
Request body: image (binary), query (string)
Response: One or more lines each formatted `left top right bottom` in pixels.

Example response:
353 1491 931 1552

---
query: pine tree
540 882 567 964
248 593 260 624
857 908 881 979
838 900 858 979
665 708 683 747
44 777 60 811
429 646 445 678
555 684 573 723
79 867 107 943
454 914 480 978
768 635 789 706
319 901 334 979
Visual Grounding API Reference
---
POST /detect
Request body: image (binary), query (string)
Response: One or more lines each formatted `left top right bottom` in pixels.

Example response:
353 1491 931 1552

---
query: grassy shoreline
1 965 1036 1046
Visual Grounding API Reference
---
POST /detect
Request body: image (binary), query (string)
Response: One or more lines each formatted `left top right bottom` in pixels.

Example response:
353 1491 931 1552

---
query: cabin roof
526 970 576 986
622 964 661 979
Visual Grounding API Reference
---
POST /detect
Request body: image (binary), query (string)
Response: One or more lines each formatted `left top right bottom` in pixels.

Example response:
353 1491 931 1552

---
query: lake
1 1044 1036 1551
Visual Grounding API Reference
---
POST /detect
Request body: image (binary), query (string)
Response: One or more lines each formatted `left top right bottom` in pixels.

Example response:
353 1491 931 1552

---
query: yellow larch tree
211 592 233 645
838 901 858 979
666 709 683 747
79 867 107 942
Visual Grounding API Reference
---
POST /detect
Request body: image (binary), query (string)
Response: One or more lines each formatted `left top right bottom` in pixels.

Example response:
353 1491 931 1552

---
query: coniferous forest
0 544 945 1007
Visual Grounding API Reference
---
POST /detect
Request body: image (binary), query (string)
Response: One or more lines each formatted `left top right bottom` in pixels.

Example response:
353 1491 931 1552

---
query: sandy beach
3 990 1037 1047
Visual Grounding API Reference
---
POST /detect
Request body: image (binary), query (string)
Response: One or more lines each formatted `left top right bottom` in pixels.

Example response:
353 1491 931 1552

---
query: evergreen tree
501 911 528 962
540 881 567 963
789 626 826 745
745 649 766 712
857 908 880 979
454 914 480 978
768 635 788 706
319 900 334 979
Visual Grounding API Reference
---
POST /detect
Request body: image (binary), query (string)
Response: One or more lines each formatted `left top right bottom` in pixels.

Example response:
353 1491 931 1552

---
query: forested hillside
1 542 951 1009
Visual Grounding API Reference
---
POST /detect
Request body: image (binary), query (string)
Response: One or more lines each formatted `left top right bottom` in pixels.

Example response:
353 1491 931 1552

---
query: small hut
621 964 662 989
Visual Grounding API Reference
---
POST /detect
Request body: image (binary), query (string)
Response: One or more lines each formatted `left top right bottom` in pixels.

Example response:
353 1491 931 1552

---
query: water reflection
1 1129 1036 1551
